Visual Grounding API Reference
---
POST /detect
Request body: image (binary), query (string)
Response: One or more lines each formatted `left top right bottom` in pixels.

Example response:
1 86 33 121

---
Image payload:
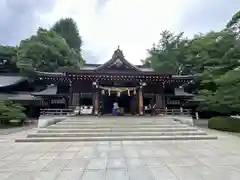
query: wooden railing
154 108 191 116
40 109 74 116
40 108 191 116
166 109 191 116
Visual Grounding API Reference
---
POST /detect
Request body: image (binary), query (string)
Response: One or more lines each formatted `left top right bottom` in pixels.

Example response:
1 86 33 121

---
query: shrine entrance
99 86 138 115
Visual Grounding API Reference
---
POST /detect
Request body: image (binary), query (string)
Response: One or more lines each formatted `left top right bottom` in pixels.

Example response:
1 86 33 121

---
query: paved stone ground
194 119 209 128
1 119 240 179
0 124 36 135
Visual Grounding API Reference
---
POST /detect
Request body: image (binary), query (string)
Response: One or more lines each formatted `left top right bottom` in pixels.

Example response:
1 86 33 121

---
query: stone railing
172 116 194 126
166 109 191 116
152 108 191 116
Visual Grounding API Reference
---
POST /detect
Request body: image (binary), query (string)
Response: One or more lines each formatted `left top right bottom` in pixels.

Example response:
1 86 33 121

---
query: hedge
0 101 26 126
208 116 240 132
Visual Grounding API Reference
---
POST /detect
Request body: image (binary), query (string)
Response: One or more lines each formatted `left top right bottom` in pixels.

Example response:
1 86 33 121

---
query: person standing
113 101 118 116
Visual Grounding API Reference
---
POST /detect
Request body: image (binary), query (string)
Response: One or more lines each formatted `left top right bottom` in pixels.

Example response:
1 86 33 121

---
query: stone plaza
1 117 240 179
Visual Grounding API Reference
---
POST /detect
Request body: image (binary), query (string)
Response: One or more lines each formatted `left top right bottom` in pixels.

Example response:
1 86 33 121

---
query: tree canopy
51 18 82 53
17 28 83 73
0 17 84 74
0 46 19 73
145 10 240 114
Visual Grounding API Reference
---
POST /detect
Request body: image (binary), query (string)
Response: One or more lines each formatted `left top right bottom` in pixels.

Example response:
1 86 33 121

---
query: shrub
0 101 26 126
208 116 240 132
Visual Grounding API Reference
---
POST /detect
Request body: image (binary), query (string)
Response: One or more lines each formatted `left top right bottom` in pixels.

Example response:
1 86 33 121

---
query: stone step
60 119 174 122
56 121 180 125
38 127 199 133
28 131 207 138
15 135 217 142
58 119 178 122
49 124 188 129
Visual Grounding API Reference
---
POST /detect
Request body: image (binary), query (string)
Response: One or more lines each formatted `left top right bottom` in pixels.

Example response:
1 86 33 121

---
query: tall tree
17 28 82 73
147 30 190 75
0 46 19 73
146 25 240 114
51 18 82 53
227 10 240 39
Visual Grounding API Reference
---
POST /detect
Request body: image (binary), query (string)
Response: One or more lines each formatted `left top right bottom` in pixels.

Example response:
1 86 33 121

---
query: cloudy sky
1 0 240 64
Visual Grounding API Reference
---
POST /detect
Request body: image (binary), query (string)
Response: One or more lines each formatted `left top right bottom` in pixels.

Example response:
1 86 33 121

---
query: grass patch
208 116 240 132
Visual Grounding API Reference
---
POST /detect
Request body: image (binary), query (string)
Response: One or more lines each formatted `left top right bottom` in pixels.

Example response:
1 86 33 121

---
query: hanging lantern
128 89 130 96
101 90 105 95
108 89 111 96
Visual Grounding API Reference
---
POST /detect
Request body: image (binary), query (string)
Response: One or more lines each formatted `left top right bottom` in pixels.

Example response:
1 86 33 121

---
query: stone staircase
15 117 217 142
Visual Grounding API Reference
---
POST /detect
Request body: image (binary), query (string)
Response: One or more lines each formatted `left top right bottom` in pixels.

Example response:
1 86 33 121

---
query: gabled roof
80 64 154 72
94 47 142 72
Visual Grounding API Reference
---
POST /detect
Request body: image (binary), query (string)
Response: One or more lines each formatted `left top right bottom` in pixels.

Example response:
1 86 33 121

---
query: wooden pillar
48 98 51 108
69 79 73 106
94 91 99 115
92 81 99 116
138 87 143 115
65 97 68 108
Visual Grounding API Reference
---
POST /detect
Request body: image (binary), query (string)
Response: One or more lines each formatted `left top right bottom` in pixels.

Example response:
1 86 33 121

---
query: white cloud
2 0 240 64
39 0 194 64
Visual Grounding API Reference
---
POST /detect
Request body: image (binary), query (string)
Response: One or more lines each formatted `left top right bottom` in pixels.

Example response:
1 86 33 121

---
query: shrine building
0 47 196 116
32 47 194 116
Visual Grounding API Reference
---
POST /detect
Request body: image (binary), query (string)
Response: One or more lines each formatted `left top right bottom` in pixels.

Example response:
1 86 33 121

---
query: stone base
173 116 194 126
37 116 66 128
16 116 217 142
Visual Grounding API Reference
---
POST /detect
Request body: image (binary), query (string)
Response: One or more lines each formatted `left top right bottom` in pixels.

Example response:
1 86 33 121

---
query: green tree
0 101 26 125
146 26 240 113
17 28 83 73
227 10 240 38
201 69 240 114
147 30 190 75
51 18 82 53
0 46 19 73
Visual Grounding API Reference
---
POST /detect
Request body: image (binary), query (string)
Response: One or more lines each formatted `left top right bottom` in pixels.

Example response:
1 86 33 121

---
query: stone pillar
138 87 143 115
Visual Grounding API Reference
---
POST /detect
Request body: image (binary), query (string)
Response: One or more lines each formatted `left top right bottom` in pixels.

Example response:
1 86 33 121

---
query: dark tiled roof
187 97 205 102
36 71 65 77
32 85 57 96
174 88 193 97
0 75 27 88
81 64 154 72
8 93 42 101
